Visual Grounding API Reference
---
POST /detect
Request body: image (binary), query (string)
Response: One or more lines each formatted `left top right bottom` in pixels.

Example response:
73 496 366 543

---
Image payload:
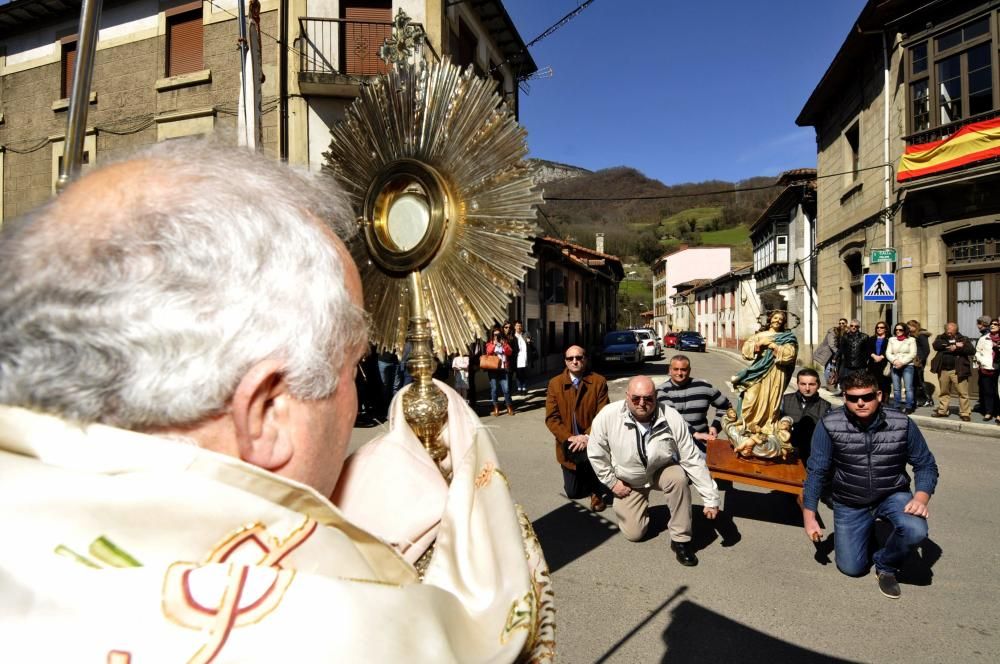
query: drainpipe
279 0 288 160
882 30 892 250
58 0 102 193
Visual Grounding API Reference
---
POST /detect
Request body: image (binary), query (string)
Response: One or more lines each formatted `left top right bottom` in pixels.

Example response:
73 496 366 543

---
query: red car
663 332 679 348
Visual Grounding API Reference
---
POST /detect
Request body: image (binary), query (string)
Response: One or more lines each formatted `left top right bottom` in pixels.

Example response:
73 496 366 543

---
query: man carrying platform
656 354 732 451
802 371 938 599
588 376 719 566
780 368 831 463
545 345 610 512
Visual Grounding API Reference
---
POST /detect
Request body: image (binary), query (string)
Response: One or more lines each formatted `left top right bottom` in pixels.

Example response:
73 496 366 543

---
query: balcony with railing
298 17 437 95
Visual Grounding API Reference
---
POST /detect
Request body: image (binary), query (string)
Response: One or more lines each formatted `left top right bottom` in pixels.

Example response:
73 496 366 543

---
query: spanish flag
897 116 1000 182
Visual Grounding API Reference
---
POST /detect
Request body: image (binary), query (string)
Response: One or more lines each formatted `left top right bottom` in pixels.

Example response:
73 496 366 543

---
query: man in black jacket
930 321 976 421
802 372 938 599
837 319 869 389
780 368 830 462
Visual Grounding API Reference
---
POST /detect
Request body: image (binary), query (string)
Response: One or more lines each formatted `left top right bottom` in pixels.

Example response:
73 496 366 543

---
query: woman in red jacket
485 325 514 416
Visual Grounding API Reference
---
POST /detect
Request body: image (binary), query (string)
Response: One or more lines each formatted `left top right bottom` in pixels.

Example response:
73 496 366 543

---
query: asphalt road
351 349 999 663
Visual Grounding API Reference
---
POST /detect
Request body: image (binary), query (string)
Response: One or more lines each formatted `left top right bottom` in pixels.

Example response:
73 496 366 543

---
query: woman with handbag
867 321 892 398
907 319 934 408
484 325 514 416
886 323 917 413
974 319 1000 422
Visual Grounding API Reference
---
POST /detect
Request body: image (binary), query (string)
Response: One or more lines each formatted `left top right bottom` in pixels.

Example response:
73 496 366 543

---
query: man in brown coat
545 345 610 511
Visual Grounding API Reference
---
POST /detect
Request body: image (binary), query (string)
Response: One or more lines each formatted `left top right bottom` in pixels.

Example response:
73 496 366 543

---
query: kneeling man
587 376 720 566
802 371 939 599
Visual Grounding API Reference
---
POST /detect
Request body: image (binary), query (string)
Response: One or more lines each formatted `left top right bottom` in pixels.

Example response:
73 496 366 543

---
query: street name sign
870 248 897 263
863 273 895 302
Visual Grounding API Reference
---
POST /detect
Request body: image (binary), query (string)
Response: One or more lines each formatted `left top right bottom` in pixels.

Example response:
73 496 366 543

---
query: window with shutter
342 2 391 76
167 9 203 77
61 40 77 99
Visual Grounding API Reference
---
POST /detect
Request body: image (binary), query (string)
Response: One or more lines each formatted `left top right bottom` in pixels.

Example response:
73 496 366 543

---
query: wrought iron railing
904 107 1000 146
298 17 437 79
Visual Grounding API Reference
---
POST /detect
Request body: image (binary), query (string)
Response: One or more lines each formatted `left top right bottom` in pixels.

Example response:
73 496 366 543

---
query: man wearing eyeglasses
837 319 869 390
545 345 611 512
587 376 720 566
802 372 938 599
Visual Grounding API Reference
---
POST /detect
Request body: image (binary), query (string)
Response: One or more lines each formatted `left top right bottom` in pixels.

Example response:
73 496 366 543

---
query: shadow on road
657 600 862 664
531 501 619 573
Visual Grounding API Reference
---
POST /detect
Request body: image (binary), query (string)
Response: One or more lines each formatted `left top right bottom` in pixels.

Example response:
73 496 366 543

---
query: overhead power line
543 163 894 202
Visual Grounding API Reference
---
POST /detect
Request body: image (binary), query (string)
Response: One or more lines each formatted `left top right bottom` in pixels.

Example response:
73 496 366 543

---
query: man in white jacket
587 376 720 566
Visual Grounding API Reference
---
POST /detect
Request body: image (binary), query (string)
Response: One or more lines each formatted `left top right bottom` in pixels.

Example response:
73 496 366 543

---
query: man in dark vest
780 368 830 462
802 371 939 599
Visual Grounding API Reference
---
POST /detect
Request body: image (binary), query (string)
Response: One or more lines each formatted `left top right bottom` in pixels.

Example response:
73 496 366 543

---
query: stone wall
1 10 279 220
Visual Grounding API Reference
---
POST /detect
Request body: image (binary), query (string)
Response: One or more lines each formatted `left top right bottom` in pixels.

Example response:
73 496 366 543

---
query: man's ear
230 359 294 471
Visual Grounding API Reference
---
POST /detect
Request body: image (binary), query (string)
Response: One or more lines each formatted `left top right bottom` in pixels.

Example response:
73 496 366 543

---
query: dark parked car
676 331 706 352
598 331 644 365
663 331 679 348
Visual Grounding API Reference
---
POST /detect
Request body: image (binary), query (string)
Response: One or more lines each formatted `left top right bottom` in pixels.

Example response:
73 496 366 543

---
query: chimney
595 232 605 254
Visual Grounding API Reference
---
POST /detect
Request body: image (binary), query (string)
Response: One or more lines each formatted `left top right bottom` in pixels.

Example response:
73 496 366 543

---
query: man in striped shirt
656 355 732 451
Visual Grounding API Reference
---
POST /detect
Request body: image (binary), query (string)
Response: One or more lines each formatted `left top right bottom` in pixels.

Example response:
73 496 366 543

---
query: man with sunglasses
587 376 720 566
802 372 939 599
545 345 611 512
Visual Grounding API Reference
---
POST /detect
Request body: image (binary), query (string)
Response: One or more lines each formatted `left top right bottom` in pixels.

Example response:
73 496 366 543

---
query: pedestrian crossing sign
863 273 895 302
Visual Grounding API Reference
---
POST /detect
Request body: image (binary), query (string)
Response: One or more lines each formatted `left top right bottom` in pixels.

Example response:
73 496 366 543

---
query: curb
705 347 999 440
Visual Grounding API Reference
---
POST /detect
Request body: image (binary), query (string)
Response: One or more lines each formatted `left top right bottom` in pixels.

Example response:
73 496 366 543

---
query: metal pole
57 0 103 193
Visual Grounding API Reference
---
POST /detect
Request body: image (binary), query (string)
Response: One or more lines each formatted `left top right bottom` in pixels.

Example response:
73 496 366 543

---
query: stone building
0 0 279 221
0 0 535 220
700 264 759 350
797 0 1000 395
517 235 623 371
749 168 820 361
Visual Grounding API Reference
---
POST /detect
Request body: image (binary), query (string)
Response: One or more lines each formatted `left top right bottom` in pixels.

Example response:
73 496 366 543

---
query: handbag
479 355 501 371
883 363 891 377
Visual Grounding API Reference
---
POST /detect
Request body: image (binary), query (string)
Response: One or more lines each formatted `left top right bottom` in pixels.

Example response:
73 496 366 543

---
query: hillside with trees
535 166 781 265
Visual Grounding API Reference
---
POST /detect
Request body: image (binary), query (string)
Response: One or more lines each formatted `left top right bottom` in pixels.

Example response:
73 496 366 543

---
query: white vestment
0 382 554 662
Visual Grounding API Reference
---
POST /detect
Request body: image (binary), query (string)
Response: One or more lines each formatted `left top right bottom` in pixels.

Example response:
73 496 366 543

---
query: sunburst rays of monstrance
324 21 541 473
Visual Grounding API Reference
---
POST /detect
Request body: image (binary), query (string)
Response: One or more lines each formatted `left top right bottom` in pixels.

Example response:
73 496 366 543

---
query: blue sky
502 0 867 185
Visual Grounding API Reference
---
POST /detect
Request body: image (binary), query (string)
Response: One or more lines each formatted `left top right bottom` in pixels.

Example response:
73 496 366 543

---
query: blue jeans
489 372 512 408
890 365 915 410
833 491 928 576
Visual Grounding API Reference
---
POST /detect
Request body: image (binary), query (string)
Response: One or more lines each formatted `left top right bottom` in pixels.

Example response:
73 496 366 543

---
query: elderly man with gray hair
0 140 551 662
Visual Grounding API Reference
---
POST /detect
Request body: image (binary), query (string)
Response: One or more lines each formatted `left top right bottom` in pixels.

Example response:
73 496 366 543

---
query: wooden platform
706 438 806 496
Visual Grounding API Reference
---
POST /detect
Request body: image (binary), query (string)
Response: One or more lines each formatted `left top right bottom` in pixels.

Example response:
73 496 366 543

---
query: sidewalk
707 346 999 440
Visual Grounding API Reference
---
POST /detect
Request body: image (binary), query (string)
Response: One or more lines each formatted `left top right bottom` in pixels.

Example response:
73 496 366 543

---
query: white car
631 329 662 359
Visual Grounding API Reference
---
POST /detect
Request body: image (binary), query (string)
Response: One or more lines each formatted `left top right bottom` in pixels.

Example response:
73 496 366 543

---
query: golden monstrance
324 10 541 473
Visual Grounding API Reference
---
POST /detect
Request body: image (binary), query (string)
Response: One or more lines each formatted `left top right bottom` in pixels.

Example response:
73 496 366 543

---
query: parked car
663 331 679 348
631 329 662 359
676 331 706 353
598 331 644 366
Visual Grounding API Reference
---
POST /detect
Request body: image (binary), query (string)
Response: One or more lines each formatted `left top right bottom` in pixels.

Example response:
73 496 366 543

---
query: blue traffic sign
863 273 895 302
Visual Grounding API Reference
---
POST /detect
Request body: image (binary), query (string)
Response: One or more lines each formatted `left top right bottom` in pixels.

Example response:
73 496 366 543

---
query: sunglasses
565 355 585 362
876 326 886 330
844 391 878 403
849 325 859 329
629 395 656 405
894 328 905 332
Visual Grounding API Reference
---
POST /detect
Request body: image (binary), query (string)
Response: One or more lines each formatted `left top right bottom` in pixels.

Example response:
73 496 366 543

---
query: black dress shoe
670 541 698 567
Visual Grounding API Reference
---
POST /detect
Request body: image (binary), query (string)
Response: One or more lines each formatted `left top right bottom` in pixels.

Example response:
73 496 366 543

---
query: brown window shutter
61 42 77 98
168 10 203 77
343 6 392 76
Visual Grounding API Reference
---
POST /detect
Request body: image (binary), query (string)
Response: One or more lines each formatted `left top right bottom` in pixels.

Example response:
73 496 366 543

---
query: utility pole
57 0 103 192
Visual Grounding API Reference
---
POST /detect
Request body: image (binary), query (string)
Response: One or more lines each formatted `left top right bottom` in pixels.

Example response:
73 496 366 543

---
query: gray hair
977 315 992 327
0 138 367 429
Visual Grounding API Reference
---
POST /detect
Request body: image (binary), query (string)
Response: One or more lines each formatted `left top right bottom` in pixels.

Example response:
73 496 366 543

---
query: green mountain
535 166 778 265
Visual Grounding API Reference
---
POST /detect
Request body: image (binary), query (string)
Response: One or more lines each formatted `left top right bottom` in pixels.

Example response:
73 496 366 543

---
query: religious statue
722 310 799 461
